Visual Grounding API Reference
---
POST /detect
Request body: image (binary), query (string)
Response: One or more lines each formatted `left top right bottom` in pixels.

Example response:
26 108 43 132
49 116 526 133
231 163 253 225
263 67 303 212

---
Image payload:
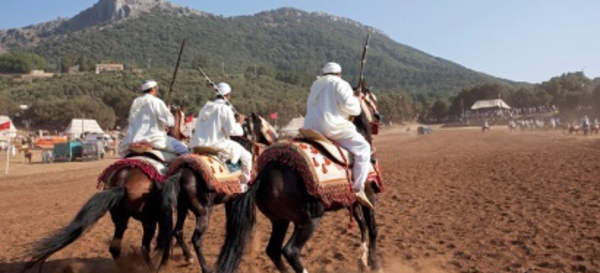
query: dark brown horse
22 164 175 273
215 90 384 273
165 114 276 273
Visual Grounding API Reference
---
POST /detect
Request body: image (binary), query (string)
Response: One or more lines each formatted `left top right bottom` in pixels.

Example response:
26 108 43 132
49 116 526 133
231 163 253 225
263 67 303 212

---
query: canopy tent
0 115 18 141
65 119 104 137
280 116 305 136
471 99 511 110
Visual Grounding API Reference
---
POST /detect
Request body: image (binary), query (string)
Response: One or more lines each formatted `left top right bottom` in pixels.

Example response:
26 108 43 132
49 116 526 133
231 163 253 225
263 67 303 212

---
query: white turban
322 62 342 74
141 80 157 91
216 82 232 96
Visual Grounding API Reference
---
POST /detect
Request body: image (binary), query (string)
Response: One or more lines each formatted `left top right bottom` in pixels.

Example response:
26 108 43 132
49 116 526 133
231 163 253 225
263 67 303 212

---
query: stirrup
355 190 374 210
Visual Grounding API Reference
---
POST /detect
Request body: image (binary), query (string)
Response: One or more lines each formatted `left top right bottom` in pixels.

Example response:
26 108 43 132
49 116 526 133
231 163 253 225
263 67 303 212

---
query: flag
0 121 10 131
184 115 194 124
269 112 278 120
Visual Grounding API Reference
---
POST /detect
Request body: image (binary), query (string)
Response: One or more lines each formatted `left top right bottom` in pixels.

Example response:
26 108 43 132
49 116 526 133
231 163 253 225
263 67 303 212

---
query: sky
1 0 599 83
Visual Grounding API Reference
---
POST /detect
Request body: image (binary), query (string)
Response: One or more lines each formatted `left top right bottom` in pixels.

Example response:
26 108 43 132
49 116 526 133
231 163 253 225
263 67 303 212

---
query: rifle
355 33 370 96
165 38 187 106
198 66 240 115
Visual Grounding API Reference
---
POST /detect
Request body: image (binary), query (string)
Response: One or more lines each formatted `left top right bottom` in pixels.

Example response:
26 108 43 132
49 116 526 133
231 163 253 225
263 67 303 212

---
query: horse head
250 112 279 146
353 85 382 146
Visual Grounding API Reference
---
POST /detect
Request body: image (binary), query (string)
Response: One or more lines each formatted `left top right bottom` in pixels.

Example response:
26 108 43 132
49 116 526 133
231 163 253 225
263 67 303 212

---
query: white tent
280 116 305 136
471 99 511 110
0 115 18 141
65 119 104 137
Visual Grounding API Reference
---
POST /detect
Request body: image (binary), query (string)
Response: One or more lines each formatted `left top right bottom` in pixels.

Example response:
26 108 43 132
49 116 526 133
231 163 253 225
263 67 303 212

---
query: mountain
0 1 510 93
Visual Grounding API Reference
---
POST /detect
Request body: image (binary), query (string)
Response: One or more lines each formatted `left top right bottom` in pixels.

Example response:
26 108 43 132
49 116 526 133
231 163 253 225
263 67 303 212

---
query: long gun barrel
198 66 240 115
356 34 370 95
165 38 187 105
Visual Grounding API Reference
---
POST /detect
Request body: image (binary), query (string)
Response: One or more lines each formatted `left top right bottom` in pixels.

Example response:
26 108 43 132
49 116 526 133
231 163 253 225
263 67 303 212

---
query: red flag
184 115 194 124
0 121 10 131
269 112 278 120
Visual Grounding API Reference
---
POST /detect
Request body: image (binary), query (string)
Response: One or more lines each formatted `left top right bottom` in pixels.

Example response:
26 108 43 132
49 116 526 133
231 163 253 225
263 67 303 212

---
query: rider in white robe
119 80 189 157
189 83 252 189
303 62 374 209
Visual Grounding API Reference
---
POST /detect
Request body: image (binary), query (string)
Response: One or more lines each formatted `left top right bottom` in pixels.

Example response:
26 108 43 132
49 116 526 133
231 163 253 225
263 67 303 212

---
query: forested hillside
4 7 506 93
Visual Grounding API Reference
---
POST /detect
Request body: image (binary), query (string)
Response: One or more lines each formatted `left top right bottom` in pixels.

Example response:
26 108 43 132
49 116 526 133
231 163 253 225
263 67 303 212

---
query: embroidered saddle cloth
257 139 383 209
97 155 168 190
167 152 244 196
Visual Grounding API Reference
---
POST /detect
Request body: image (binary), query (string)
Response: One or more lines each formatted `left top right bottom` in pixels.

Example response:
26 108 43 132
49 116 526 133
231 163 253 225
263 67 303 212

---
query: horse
592 123 600 135
568 123 581 134
22 117 187 272
165 113 277 273
215 88 384 273
582 122 591 136
18 146 34 164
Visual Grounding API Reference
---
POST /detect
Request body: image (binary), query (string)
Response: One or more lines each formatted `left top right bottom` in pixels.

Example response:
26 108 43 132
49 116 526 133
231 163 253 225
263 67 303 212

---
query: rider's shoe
355 189 374 210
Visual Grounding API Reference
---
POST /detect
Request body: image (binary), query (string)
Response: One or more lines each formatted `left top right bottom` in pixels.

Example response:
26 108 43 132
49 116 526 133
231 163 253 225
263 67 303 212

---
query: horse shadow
3 255 155 273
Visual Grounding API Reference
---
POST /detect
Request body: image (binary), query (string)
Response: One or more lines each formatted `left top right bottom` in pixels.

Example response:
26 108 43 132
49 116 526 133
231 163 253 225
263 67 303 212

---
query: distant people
119 80 188 157
303 62 373 209
582 115 590 126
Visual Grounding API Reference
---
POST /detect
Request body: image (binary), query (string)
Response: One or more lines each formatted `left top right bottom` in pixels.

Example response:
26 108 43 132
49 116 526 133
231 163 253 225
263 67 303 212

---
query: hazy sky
1 0 598 83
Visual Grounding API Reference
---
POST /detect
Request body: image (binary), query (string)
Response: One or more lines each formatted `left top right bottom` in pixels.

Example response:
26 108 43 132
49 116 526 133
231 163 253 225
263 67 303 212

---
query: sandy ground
0 127 598 273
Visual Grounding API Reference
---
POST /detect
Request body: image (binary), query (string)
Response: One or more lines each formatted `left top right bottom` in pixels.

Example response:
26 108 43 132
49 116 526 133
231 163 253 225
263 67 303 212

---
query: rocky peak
64 0 174 31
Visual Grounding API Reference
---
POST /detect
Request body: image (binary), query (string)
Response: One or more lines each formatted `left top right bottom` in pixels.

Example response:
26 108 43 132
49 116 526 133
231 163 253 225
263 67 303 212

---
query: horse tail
162 170 181 212
215 178 260 273
154 171 181 264
22 187 124 272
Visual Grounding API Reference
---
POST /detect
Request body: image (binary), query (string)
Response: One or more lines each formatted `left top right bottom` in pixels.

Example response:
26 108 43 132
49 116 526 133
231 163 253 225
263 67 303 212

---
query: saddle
257 129 383 209
97 155 169 190
126 142 178 163
298 128 353 166
167 153 244 197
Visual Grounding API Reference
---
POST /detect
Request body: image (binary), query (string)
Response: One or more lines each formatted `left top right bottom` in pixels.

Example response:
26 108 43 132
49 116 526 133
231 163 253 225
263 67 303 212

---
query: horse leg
190 204 212 273
173 200 194 265
109 205 130 261
352 206 369 272
141 220 158 271
266 219 291 273
363 195 383 273
282 218 321 273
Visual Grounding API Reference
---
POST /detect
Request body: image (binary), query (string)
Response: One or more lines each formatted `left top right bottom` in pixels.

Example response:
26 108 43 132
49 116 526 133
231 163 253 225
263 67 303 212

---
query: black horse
215 90 384 273
22 165 175 273
166 113 276 273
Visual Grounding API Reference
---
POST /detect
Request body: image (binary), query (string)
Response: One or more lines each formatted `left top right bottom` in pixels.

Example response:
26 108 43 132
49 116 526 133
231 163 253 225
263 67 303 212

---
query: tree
0 94 19 115
429 98 450 121
24 97 116 130
0 52 46 73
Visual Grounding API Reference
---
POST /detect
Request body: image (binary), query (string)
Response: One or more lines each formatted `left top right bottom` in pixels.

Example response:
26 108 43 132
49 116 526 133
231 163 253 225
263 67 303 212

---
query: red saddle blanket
97 157 167 189
166 153 244 197
257 141 383 209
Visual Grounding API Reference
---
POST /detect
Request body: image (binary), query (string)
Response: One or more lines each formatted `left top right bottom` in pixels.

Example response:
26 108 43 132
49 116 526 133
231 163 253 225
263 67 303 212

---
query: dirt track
0 128 598 273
